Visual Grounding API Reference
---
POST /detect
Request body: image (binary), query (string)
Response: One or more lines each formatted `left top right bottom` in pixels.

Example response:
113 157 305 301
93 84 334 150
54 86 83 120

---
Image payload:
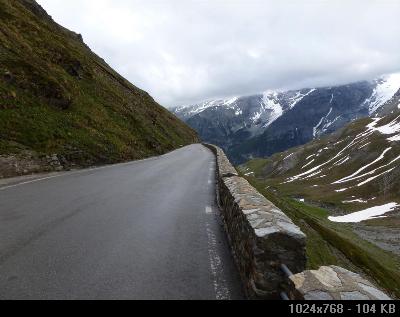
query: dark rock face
174 78 400 164
51 52 84 79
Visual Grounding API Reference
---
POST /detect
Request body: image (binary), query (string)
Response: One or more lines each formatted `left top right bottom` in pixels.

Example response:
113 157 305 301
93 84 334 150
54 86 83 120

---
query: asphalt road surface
0 144 244 300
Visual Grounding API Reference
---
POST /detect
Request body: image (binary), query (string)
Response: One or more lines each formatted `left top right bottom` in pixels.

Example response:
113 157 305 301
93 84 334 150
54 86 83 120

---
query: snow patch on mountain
288 89 316 110
175 97 240 117
313 107 333 138
223 97 239 107
259 91 283 126
366 73 400 114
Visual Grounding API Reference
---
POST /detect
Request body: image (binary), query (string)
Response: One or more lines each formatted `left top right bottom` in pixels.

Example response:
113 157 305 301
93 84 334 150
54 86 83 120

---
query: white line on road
205 206 213 214
209 167 215 177
205 222 231 300
0 173 73 191
0 157 158 191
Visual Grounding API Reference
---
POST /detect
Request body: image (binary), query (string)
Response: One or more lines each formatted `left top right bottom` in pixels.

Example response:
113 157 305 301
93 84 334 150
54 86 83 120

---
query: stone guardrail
288 266 391 300
204 144 392 300
204 144 307 299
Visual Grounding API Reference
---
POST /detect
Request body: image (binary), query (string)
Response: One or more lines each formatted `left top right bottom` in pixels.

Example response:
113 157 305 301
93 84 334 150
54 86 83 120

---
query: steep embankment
240 92 400 297
0 0 198 178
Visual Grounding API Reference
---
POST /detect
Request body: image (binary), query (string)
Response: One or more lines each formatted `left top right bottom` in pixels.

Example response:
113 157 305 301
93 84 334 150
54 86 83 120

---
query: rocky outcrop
289 266 391 300
204 143 307 299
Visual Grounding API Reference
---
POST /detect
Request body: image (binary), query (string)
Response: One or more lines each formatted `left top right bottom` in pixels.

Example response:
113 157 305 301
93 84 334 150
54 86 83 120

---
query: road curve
0 144 244 300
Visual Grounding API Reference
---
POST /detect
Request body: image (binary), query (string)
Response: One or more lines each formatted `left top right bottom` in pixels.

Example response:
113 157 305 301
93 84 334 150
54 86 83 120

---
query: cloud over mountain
38 0 400 107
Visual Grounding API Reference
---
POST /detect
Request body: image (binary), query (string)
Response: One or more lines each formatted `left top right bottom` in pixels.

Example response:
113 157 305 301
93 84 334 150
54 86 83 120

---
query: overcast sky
37 0 400 107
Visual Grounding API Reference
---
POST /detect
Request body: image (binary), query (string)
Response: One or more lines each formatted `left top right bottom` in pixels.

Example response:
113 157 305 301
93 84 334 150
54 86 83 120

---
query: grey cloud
37 0 400 107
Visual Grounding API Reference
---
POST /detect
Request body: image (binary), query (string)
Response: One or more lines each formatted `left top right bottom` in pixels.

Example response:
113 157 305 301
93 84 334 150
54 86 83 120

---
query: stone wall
204 144 307 299
288 266 391 300
204 144 392 300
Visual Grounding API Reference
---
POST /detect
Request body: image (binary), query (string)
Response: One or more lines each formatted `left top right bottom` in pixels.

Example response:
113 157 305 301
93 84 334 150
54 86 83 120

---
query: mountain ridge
173 74 400 164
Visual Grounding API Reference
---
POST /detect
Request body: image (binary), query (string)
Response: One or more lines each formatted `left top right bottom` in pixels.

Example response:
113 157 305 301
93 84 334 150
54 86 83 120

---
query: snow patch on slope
285 127 376 183
329 202 399 223
333 147 392 184
342 199 368 204
367 115 400 142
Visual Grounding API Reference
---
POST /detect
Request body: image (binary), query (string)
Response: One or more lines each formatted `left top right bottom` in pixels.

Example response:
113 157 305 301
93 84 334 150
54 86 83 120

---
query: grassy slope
244 176 400 298
239 107 400 297
0 0 198 167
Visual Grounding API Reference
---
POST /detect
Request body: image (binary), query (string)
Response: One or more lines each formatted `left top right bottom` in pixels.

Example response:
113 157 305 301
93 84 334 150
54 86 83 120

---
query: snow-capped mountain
172 73 400 164
171 89 318 154
172 88 316 138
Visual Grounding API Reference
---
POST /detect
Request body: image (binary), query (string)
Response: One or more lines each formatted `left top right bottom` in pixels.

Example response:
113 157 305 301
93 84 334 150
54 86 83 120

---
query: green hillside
0 0 198 177
240 110 400 216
